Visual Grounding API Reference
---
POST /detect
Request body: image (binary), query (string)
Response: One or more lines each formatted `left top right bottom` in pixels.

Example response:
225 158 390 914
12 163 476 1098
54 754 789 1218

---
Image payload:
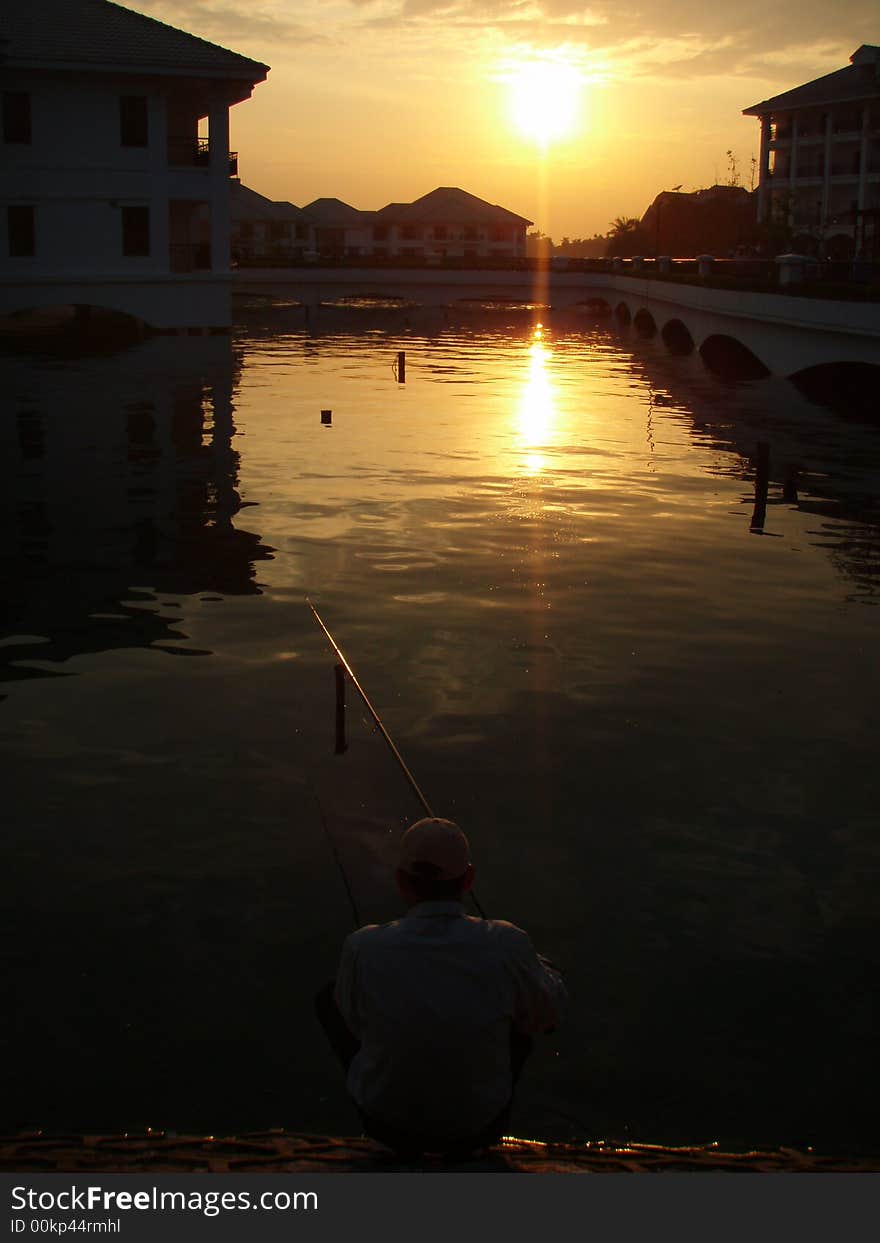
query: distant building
302 198 372 259
640 185 756 257
0 0 268 330
301 187 532 261
230 184 312 263
371 188 532 260
743 45 880 258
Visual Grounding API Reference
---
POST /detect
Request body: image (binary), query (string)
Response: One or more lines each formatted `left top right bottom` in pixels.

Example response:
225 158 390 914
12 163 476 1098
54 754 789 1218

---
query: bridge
234 266 880 378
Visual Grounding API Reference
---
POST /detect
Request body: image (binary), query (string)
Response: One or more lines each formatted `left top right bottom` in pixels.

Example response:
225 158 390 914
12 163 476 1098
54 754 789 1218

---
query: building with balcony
300 187 532 262
302 198 372 259
370 187 532 261
229 183 313 264
744 45 880 258
0 0 268 331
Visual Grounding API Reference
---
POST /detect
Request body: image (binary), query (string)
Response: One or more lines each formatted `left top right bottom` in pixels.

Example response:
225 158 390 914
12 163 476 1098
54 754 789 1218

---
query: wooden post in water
397 351 406 383
750 441 770 532
334 662 348 754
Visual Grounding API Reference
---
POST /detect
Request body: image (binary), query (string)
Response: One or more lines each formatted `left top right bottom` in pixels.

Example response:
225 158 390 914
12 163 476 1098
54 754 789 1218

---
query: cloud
122 0 878 94
124 0 327 53
345 0 877 81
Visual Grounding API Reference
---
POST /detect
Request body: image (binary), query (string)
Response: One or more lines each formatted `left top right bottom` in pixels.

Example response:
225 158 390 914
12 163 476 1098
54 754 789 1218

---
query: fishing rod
306 597 486 920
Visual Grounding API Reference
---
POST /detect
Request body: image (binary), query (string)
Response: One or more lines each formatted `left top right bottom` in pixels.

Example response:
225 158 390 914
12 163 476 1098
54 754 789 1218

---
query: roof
0 0 269 82
390 186 532 226
743 46 880 116
303 198 370 226
231 183 308 223
299 187 532 229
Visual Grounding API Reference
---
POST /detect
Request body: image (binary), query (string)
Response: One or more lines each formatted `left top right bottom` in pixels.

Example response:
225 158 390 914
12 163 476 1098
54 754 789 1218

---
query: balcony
170 243 212 272
830 159 861 178
168 137 238 176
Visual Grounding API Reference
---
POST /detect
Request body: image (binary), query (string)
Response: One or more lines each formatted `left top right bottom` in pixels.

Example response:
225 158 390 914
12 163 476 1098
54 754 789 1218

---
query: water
2 305 879 1151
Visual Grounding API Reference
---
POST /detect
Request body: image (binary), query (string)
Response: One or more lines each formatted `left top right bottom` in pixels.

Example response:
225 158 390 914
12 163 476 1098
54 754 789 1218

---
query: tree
605 216 649 257
526 229 554 258
726 149 741 188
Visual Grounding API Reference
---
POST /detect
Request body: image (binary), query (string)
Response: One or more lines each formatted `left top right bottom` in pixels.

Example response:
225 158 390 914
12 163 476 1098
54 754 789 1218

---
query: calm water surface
2 306 879 1149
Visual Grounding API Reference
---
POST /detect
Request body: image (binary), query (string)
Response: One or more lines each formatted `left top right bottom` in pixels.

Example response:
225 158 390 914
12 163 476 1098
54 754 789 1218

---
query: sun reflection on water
516 323 557 474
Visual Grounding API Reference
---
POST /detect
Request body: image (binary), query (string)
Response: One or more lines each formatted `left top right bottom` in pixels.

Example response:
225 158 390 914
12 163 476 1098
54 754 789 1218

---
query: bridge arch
633 308 657 338
699 334 770 381
790 361 880 417
614 301 631 325
0 301 147 340
661 318 695 356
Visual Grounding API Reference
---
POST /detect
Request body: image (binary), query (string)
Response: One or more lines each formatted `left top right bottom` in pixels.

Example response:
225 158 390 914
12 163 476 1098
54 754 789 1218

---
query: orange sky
131 0 877 238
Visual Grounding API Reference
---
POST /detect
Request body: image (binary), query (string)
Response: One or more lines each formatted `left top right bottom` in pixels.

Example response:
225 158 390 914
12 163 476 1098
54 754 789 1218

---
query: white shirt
334 901 567 1139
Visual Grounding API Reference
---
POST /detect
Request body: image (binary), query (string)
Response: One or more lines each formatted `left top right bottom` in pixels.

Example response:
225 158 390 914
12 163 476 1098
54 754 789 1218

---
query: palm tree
608 216 641 236
605 216 648 257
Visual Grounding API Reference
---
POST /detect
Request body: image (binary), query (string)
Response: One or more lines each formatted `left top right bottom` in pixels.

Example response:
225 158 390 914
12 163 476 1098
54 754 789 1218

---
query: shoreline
3 1131 878 1174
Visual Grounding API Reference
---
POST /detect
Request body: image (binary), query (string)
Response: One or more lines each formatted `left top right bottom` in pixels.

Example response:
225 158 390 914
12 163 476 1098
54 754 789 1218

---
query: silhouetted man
316 818 566 1156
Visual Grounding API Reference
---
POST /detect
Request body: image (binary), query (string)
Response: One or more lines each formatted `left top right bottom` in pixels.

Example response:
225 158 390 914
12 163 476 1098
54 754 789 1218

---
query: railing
169 243 212 272
231 254 879 298
168 136 238 175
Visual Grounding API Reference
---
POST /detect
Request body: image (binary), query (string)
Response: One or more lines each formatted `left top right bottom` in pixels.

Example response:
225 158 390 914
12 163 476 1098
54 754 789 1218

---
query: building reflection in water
0 338 273 689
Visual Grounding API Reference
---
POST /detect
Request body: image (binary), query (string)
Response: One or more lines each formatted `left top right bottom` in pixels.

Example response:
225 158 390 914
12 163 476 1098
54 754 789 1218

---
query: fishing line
308 777 362 930
307 597 487 920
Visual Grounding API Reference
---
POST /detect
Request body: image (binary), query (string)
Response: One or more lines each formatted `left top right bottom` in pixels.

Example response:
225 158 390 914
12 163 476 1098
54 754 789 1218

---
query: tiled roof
373 188 531 226
232 183 308 222
408 187 532 225
300 188 532 228
743 47 880 115
303 198 370 226
0 0 269 79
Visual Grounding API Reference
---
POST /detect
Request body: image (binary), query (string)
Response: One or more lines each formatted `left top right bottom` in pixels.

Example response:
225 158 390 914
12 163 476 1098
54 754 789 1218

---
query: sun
508 57 582 146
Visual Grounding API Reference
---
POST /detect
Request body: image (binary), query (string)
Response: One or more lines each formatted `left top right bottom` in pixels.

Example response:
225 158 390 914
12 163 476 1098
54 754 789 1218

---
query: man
316 817 566 1156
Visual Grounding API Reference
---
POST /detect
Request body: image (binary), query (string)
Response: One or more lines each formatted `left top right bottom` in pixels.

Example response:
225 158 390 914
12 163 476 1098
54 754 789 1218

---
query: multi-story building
0 0 268 331
744 45 880 258
302 187 532 262
302 198 372 259
371 187 532 261
230 183 313 264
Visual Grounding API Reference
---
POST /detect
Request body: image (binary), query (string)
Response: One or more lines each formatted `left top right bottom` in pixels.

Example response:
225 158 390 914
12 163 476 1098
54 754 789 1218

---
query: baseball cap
399 818 471 880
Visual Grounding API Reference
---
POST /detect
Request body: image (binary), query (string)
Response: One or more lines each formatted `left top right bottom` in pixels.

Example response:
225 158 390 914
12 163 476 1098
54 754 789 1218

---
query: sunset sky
132 0 877 238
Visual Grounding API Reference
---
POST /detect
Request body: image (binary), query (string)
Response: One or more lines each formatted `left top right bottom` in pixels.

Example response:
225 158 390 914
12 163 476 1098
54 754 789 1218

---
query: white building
302 198 374 259
744 45 880 258
0 0 268 331
229 183 313 264
371 187 532 261
302 187 532 262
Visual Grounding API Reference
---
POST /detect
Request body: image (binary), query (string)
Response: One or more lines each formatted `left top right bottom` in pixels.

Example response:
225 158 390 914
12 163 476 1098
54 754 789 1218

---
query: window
3 92 31 144
373 225 388 241
8 205 35 256
119 96 148 147
401 226 418 241
122 205 150 256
